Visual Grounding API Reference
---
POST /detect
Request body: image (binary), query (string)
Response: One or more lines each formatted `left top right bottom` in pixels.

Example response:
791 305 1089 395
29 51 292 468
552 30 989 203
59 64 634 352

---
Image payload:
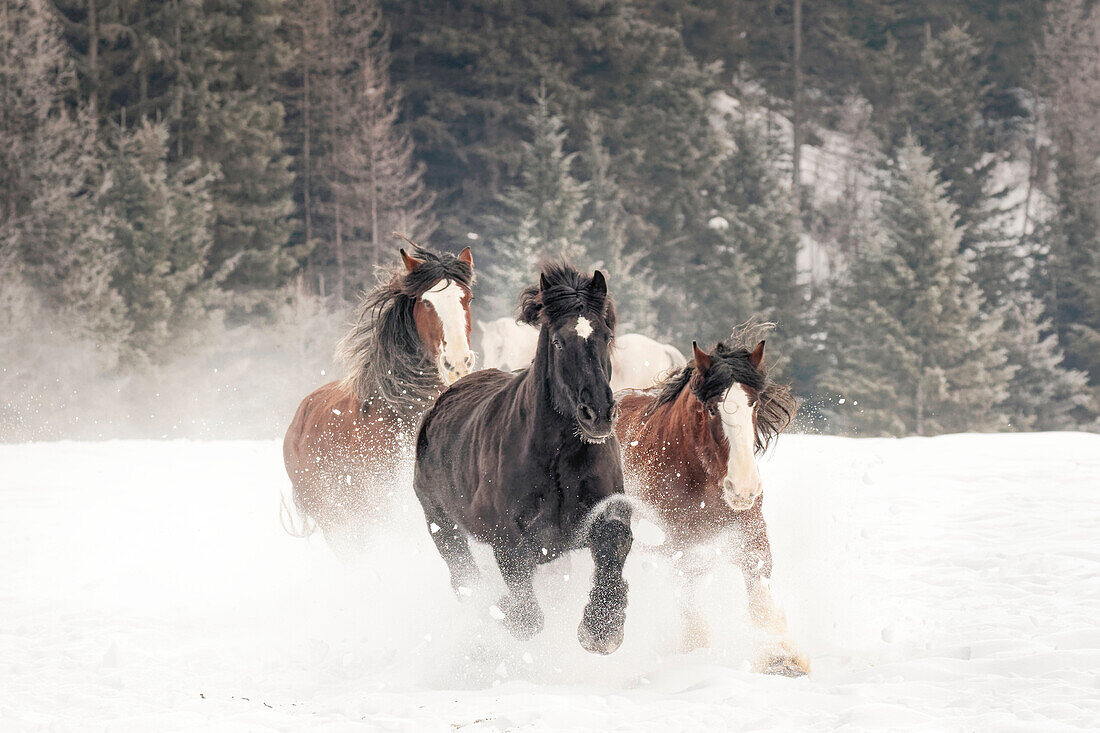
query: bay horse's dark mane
518 262 617 331
647 323 797 453
337 247 474 416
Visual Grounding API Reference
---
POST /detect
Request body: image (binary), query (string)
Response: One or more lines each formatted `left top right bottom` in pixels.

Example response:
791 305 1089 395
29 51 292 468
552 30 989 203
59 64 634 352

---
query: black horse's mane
648 323 796 453
517 262 617 331
337 247 474 418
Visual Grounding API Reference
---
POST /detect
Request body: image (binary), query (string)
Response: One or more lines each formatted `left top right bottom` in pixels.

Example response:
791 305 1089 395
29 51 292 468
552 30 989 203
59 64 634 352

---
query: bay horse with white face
414 264 633 654
283 246 475 549
615 328 807 675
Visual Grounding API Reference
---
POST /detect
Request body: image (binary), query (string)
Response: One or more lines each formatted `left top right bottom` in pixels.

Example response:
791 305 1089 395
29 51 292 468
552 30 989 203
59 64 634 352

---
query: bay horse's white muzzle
722 475 762 511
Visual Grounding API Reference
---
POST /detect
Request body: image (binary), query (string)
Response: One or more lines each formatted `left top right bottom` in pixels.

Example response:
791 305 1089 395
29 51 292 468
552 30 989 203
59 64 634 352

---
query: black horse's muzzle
576 400 617 443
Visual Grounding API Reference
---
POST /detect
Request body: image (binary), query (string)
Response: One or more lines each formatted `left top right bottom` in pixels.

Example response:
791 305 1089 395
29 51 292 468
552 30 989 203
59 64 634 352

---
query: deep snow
1 433 1098 731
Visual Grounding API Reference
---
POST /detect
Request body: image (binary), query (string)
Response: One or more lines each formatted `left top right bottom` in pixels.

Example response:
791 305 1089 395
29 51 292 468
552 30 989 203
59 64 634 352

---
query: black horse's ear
458 246 473 269
590 270 607 298
400 248 424 273
749 340 766 370
540 272 551 291
692 341 713 371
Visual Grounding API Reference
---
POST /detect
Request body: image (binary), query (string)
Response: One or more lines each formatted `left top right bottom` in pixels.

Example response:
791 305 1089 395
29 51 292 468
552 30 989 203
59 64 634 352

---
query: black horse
413 263 633 654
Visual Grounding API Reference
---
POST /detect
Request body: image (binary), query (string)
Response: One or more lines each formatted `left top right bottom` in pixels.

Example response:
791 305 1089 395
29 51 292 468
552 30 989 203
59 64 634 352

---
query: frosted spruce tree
484 89 588 316
100 121 215 365
579 118 658 334
0 0 125 345
889 26 1004 253
820 138 1014 436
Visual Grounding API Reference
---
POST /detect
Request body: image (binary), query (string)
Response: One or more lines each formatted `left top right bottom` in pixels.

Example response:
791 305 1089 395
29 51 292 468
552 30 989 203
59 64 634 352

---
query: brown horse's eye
422 300 434 310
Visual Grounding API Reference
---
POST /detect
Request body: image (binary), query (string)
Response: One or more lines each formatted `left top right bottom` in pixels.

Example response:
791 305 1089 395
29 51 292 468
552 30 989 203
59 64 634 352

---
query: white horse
477 318 685 391
476 317 541 372
611 333 686 391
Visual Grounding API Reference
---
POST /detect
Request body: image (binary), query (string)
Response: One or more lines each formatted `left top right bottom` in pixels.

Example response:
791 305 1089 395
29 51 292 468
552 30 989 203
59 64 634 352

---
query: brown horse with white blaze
283 246 475 550
615 327 808 675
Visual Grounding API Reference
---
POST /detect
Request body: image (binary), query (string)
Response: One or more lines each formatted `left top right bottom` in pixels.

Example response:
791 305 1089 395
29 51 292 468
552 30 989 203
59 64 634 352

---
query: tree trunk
368 66 379 270
791 0 803 227
915 376 924 436
88 0 99 131
303 65 312 251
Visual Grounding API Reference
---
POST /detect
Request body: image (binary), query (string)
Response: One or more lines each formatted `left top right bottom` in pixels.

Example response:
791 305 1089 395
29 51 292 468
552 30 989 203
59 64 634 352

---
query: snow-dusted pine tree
284 0 434 302
0 0 125 346
100 120 215 365
484 89 589 315
579 118 657 334
820 138 1014 436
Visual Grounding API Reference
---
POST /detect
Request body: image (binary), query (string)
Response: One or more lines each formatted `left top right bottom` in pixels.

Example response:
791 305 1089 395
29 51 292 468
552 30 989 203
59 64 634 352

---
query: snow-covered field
1 433 1098 732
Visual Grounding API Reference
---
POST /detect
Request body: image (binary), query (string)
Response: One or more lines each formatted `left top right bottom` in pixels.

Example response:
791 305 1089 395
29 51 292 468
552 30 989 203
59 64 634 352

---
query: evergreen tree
0 0 125 344
54 0 296 299
100 120 214 364
579 117 658 335
996 295 1093 430
283 0 432 301
819 138 1013 436
483 89 588 315
712 106 803 338
889 26 1006 251
1039 0 1100 394
383 0 722 255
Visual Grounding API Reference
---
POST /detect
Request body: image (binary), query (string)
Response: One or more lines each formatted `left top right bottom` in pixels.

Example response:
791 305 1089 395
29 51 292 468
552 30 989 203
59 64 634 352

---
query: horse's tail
279 491 317 539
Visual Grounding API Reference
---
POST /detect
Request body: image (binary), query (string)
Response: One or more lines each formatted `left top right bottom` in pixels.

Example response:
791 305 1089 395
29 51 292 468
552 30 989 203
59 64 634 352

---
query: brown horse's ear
400 248 424 273
749 340 766 370
590 269 607 298
692 341 713 371
458 246 473 269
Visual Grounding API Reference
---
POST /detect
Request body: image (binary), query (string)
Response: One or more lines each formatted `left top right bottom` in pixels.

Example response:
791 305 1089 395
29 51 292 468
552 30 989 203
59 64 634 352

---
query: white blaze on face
575 315 593 340
422 280 472 384
718 383 762 511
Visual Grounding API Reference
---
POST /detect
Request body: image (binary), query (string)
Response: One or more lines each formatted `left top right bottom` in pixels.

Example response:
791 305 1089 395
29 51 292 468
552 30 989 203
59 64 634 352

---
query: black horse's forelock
337 247 473 418
647 324 797 453
518 263 617 332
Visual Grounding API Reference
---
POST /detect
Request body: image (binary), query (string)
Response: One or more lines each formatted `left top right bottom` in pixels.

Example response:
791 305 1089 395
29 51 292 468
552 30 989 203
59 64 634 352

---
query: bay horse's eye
421 299 434 310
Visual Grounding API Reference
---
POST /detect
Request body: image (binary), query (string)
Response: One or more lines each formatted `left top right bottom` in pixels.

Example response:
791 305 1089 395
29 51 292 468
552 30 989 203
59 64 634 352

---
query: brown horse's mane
647 322 797 453
336 247 474 418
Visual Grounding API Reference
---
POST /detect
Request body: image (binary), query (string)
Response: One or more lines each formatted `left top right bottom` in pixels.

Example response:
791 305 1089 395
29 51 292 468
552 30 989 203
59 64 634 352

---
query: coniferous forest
1 0 1098 439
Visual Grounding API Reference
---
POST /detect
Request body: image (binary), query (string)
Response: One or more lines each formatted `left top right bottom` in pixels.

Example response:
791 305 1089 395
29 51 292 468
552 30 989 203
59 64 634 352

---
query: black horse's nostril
578 403 597 425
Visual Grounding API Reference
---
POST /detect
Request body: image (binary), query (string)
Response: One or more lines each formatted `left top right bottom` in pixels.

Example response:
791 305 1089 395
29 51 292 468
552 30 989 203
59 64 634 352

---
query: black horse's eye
552 337 563 350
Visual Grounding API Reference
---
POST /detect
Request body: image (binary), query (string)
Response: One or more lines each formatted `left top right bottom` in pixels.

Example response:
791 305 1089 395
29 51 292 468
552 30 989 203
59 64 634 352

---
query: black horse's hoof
578 617 624 655
498 595 544 641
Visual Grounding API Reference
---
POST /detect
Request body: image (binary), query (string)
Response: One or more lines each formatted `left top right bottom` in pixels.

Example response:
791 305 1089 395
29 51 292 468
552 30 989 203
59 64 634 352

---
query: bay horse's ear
458 246 473 269
400 248 424 273
692 341 713 371
590 270 607 299
749 340 766 370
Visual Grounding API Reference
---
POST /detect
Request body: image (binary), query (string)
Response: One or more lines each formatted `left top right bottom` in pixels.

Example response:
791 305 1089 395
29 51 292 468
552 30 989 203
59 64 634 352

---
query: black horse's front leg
492 544 544 641
578 502 633 654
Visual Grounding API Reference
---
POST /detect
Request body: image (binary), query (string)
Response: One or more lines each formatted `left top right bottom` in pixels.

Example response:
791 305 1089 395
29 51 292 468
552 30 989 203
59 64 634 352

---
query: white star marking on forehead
575 315 593 340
